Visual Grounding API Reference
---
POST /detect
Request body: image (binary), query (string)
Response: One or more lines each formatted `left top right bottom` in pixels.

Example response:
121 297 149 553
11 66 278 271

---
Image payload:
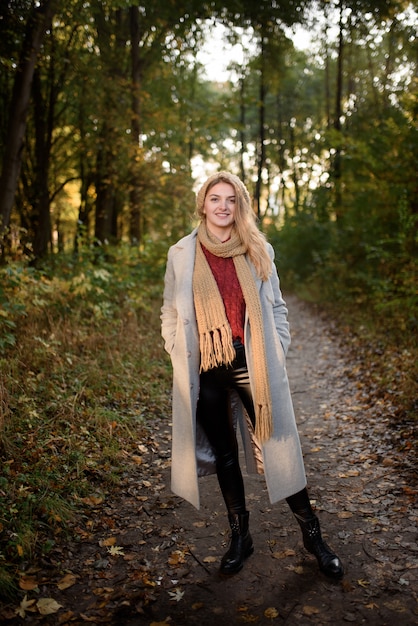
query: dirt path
3 295 417 625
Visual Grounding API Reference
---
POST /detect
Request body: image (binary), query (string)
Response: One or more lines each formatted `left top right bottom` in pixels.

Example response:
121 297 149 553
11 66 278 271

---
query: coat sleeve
160 247 178 354
267 244 291 356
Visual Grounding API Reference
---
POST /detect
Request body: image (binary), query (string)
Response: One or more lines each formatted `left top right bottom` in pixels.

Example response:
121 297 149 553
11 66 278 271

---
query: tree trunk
322 1 331 129
95 137 116 244
0 0 56 244
129 5 142 245
30 67 54 259
289 121 300 212
254 32 266 218
333 1 344 220
239 75 246 183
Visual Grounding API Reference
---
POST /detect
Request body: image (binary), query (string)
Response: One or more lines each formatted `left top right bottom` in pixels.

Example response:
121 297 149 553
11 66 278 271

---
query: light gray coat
161 227 306 510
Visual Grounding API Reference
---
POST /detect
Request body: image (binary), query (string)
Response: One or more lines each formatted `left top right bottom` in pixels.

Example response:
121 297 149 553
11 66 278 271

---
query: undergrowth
289 266 418 425
0 244 172 598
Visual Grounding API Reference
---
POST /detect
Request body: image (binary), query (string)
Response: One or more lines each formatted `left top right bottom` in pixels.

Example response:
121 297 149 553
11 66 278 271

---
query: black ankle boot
220 511 254 575
294 513 344 580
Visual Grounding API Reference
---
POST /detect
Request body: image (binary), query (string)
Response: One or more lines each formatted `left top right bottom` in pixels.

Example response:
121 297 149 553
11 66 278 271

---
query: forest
0 0 417 606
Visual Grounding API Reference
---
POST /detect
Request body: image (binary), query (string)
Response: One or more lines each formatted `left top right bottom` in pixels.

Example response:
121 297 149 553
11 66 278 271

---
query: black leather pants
196 342 255 514
197 342 314 517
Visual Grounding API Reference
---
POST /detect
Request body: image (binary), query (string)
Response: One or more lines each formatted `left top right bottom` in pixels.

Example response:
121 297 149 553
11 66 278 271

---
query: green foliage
268 213 333 281
0 246 172 598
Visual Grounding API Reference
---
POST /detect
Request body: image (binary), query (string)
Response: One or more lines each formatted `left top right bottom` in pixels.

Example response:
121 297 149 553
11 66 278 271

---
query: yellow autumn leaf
240 614 259 623
264 606 279 618
56 573 78 590
101 536 117 547
272 548 295 559
203 555 217 563
81 495 104 506
168 550 186 565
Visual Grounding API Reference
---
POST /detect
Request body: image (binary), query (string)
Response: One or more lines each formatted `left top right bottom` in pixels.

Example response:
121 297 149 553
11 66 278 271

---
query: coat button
183 319 189 325
187 351 191 358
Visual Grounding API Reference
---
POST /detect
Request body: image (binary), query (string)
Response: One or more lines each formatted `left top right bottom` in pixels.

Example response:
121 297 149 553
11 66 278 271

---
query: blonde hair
196 171 272 281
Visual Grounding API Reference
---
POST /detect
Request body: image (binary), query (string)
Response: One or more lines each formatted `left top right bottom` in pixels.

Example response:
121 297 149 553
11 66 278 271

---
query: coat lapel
172 229 197 319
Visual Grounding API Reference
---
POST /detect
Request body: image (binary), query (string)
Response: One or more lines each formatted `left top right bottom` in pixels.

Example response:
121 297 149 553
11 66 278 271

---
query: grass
0 245 172 598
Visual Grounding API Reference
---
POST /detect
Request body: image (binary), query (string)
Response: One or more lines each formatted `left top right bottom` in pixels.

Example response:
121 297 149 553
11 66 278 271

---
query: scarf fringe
255 404 273 443
199 325 235 372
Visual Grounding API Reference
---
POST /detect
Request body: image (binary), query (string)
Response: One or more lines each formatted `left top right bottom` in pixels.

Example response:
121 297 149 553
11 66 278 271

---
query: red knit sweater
202 245 246 344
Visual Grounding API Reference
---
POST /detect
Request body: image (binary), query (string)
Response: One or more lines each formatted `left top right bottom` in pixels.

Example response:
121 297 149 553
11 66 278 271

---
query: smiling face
202 181 236 241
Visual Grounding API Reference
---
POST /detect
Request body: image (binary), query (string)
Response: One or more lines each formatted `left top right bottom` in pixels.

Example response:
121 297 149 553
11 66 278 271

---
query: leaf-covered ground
1 295 417 625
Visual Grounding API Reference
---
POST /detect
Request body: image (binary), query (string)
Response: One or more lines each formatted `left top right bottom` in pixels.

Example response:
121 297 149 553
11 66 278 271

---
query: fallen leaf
383 599 408 613
82 495 104 506
168 550 186 566
264 606 279 618
240 614 259 623
303 605 320 616
15 595 36 618
92 586 113 597
168 588 184 602
203 556 217 563
382 458 394 467
19 575 38 591
107 545 125 556
272 549 295 559
101 536 117 547
56 573 78 590
192 602 204 610
36 598 63 616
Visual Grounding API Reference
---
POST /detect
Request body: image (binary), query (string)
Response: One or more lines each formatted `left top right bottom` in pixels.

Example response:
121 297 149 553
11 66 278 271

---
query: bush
0 244 172 598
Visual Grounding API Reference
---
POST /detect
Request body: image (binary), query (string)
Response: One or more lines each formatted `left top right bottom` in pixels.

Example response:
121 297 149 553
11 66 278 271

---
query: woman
161 171 343 580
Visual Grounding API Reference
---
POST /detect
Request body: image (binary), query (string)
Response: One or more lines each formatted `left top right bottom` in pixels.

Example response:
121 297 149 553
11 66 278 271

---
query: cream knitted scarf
193 222 273 443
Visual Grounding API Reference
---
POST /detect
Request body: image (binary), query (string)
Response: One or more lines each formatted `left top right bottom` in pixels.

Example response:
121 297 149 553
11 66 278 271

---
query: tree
0 0 57 258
